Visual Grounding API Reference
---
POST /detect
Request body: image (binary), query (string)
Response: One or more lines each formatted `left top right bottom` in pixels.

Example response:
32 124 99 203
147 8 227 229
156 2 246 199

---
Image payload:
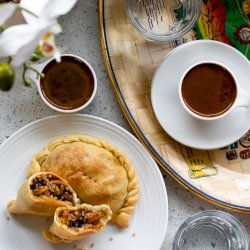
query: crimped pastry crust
28 135 140 227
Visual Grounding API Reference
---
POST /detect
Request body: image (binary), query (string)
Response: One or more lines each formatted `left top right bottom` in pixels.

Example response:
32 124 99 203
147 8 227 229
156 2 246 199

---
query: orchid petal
0 3 16 25
20 0 49 24
53 49 61 63
21 0 77 24
0 20 52 66
11 23 53 67
11 40 41 67
0 22 49 58
40 0 78 21
0 24 37 57
50 22 62 35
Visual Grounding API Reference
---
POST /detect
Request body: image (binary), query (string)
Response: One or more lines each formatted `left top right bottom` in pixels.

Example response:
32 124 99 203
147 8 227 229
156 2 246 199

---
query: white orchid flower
0 3 17 25
0 0 77 67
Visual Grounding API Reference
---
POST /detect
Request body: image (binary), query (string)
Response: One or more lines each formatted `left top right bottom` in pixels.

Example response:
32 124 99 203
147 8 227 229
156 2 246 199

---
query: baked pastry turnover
28 135 140 227
43 204 112 243
7 172 79 216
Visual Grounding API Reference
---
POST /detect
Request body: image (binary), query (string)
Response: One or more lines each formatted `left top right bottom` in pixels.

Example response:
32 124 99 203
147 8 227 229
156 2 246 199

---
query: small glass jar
126 0 202 41
173 210 249 250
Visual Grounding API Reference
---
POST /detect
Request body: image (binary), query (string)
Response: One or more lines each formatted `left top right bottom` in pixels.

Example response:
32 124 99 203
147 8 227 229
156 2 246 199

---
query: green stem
17 6 38 18
22 64 30 86
26 65 44 78
22 63 44 86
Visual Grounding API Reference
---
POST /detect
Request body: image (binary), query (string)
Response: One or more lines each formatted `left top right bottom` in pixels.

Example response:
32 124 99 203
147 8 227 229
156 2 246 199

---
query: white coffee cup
179 61 250 121
26 54 97 113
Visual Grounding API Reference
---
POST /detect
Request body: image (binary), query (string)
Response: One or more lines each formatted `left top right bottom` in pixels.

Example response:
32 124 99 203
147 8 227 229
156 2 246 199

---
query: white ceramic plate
151 40 250 150
0 115 168 250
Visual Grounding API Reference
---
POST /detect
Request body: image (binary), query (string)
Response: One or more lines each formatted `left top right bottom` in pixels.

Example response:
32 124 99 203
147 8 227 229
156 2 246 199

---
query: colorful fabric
195 0 250 59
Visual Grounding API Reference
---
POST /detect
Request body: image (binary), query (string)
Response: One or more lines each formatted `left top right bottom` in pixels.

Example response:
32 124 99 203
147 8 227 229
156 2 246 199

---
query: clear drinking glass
126 0 202 41
173 210 249 250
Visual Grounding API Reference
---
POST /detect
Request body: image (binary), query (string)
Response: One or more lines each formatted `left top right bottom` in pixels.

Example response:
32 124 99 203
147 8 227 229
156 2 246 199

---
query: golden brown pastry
7 172 79 216
28 135 140 227
43 203 112 243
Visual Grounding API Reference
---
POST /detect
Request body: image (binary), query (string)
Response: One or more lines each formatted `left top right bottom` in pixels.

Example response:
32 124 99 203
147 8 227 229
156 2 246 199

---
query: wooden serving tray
99 0 250 211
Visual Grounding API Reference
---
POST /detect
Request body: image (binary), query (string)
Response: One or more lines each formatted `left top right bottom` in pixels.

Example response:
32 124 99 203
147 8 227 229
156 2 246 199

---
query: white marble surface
0 1 250 249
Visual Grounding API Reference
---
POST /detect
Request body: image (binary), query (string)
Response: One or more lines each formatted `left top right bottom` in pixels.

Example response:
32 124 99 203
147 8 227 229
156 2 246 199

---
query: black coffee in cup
40 56 94 110
181 63 237 118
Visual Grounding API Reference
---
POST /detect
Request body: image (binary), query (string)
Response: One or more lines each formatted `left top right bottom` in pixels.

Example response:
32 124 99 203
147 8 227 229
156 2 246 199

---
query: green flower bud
0 63 15 91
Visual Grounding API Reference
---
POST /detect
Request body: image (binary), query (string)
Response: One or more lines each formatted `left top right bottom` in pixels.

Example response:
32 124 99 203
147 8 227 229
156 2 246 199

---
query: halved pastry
43 203 112 243
27 135 140 228
7 172 79 216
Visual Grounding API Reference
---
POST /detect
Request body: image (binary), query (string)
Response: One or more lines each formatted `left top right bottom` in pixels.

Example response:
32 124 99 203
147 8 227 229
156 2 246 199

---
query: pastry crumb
90 243 95 248
109 237 114 241
72 244 77 249
45 218 50 222
6 216 10 221
78 247 88 250
132 233 136 237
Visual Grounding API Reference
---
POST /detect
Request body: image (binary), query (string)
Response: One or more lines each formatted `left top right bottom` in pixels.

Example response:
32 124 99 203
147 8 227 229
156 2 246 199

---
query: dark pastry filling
30 174 73 202
58 208 103 228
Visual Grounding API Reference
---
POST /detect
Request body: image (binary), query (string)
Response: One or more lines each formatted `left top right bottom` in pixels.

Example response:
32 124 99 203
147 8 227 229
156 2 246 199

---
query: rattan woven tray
99 0 250 211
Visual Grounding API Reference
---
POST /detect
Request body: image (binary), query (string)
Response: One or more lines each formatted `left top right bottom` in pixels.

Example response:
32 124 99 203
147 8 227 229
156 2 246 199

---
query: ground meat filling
30 174 73 202
58 209 103 228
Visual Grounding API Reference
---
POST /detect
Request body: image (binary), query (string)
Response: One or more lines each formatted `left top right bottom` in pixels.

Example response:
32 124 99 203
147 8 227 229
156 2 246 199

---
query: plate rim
151 40 250 150
98 0 250 212
0 114 168 250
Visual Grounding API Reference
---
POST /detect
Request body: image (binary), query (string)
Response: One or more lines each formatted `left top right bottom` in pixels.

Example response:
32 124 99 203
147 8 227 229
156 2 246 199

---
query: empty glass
173 211 249 250
126 0 202 41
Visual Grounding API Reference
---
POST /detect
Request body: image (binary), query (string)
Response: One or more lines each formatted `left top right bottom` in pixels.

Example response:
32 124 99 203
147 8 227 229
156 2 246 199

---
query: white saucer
151 40 250 150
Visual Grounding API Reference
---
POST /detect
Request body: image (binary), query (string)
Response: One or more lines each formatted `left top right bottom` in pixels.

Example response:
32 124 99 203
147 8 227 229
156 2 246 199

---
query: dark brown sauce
41 56 94 110
181 63 237 118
